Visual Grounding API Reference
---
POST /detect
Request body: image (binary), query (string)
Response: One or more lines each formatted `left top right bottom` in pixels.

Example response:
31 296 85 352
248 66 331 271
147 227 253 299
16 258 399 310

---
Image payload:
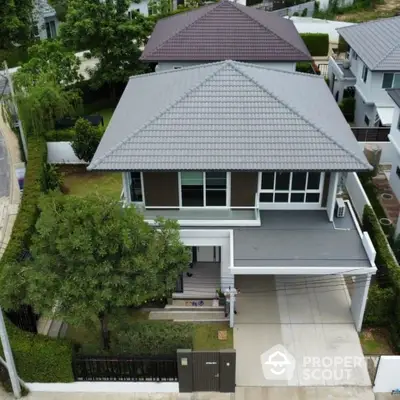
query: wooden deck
174 262 220 299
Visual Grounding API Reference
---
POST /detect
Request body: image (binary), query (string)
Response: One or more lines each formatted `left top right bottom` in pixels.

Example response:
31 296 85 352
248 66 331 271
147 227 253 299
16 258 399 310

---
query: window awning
376 107 394 126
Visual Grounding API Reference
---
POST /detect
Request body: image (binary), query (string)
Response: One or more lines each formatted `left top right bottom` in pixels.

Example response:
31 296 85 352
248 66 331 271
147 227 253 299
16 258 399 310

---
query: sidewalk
0 106 22 258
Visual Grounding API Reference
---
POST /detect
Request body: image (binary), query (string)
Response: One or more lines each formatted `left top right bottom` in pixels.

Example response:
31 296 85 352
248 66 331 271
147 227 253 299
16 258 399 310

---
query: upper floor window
382 73 400 89
259 172 323 204
130 172 143 203
361 64 368 83
180 172 227 207
45 20 57 39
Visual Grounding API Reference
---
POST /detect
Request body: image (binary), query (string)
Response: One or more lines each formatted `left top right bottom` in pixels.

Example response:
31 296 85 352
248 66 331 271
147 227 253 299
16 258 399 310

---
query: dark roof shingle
141 0 311 62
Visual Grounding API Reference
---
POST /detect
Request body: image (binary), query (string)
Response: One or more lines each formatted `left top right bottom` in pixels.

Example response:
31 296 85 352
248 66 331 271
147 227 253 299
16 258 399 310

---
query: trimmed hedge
0 138 47 264
300 33 329 56
45 128 76 142
339 97 355 123
0 318 73 382
363 205 400 351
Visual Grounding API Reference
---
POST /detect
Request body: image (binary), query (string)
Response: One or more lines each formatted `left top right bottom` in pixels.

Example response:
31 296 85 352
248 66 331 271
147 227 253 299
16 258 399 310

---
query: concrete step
59 322 68 338
149 310 227 322
165 305 224 312
172 298 217 307
48 319 63 338
37 317 52 336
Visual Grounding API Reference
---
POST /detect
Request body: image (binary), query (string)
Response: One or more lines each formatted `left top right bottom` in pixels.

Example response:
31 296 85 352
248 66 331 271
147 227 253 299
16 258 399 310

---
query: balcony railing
351 127 390 142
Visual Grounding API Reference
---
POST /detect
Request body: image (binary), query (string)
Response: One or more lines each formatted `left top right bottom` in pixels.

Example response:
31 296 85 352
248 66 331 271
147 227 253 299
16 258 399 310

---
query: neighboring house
88 60 376 333
33 0 60 40
387 89 400 200
328 16 400 127
140 0 312 72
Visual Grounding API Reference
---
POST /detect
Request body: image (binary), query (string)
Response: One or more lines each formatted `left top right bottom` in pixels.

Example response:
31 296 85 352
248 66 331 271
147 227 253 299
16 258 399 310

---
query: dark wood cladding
231 172 258 207
143 172 179 207
321 172 330 207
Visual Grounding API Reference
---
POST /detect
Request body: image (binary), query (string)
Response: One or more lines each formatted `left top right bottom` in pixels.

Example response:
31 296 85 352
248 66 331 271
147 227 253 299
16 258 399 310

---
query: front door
192 351 220 391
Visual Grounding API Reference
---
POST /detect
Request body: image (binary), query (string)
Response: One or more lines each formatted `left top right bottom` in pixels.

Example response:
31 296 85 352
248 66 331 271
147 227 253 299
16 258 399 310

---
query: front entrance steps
149 304 228 322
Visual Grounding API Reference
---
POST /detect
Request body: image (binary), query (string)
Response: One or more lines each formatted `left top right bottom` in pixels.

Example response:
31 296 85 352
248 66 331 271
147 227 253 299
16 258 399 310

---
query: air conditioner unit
336 198 346 218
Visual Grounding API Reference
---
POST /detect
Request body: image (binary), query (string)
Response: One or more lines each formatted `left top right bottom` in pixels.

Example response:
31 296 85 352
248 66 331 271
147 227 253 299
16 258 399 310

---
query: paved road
0 128 10 198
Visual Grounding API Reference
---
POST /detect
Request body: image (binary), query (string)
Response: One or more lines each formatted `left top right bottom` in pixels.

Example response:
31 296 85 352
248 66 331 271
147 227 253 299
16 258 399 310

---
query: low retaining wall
373 356 400 393
271 1 314 16
346 172 371 221
25 382 179 393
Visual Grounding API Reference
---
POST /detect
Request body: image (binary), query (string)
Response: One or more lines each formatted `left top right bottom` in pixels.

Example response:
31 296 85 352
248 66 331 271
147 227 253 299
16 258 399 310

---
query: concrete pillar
220 235 234 292
350 274 372 332
177 349 193 393
326 172 339 222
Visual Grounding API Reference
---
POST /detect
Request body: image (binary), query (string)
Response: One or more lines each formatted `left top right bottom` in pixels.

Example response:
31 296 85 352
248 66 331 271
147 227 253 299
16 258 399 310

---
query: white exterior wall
155 61 297 72
326 172 338 221
350 273 371 332
389 106 400 200
354 88 375 127
373 356 400 392
128 0 149 16
345 172 371 221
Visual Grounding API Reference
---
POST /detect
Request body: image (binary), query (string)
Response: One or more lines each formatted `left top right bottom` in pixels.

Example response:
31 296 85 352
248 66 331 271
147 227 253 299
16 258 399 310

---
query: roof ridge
374 40 400 70
143 2 221 59
89 62 228 170
233 3 310 57
230 62 370 169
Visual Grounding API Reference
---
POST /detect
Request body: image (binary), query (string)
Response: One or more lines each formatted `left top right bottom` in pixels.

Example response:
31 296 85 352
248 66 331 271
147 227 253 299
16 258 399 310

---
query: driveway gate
177 349 235 393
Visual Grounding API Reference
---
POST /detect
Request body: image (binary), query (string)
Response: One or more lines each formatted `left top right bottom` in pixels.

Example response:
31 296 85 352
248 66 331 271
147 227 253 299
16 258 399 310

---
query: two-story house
88 60 376 344
328 16 400 127
387 89 400 200
140 0 312 72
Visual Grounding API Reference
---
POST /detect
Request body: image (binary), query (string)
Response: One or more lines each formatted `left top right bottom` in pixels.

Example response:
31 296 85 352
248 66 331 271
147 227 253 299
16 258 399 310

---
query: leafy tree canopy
72 118 103 162
0 194 190 348
48 0 68 21
60 0 154 92
13 40 82 89
0 0 34 50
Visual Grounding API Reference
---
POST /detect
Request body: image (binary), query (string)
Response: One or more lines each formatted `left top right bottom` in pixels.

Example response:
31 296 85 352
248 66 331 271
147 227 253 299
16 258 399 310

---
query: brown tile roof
141 0 311 62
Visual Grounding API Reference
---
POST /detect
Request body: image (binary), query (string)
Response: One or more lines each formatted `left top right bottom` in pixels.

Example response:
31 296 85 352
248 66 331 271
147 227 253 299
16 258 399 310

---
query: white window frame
257 172 325 210
178 172 231 209
129 171 145 204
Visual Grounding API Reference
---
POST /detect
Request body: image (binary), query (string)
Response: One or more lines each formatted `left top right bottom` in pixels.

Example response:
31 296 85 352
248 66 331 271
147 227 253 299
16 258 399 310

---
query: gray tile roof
141 0 311 62
88 61 371 172
337 16 400 71
387 88 400 108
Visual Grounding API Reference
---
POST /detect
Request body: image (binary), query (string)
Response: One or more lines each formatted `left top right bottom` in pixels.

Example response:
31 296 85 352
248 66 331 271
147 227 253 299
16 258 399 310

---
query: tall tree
13 40 82 89
0 0 34 49
1 194 190 349
60 0 154 99
48 0 68 21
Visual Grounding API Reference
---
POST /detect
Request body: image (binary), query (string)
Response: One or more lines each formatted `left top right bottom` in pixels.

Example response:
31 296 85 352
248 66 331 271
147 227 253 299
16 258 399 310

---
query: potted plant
216 288 226 306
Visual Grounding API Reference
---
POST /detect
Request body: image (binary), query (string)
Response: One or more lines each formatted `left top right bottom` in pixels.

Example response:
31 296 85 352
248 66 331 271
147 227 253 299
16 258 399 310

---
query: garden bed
59 165 122 199
360 328 394 355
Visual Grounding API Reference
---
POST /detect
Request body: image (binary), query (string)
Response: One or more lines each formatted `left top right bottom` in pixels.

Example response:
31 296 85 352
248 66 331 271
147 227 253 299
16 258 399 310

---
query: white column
326 172 339 222
350 274 372 332
220 234 234 292
0 308 21 398
122 172 131 204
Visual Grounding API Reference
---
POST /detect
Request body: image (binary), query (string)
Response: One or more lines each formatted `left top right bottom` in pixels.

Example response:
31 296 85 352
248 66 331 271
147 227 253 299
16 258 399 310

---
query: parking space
234 275 370 387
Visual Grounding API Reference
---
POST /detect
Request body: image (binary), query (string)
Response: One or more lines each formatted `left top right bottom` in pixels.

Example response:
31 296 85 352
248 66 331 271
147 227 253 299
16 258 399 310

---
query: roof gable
337 16 400 71
141 0 311 62
89 61 370 172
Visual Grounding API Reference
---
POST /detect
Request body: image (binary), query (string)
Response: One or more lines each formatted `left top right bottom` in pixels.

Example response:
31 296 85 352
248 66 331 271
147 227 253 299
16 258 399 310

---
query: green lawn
94 107 115 128
59 165 122 199
193 323 233 350
360 328 394 355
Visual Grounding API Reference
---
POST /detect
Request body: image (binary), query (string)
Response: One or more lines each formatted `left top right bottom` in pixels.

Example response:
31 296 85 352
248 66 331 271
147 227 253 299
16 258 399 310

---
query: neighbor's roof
387 89 400 108
88 61 370 172
140 0 311 62
337 16 400 71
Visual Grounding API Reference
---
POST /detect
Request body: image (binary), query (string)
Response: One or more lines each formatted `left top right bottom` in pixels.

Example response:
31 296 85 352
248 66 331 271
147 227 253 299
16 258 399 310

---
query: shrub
363 205 400 351
364 284 395 326
300 33 329 56
0 318 73 383
339 97 355 123
110 322 193 355
43 164 63 192
296 62 313 73
0 138 47 265
301 8 308 16
72 118 103 162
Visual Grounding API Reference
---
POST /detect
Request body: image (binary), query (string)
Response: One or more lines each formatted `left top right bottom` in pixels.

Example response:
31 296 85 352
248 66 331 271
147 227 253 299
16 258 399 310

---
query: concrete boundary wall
346 172 371 221
373 356 400 392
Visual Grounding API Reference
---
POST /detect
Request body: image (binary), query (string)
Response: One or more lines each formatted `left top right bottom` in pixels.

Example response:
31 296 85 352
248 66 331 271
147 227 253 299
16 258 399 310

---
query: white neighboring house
328 16 400 127
33 0 60 40
387 89 400 201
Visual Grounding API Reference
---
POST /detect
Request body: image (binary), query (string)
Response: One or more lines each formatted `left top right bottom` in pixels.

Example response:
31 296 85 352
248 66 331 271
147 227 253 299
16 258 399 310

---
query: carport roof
233 209 371 268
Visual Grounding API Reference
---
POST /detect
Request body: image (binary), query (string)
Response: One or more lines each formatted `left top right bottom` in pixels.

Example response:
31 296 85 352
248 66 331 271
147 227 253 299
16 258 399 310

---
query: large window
382 73 400 89
130 172 143 203
180 172 227 207
259 172 323 205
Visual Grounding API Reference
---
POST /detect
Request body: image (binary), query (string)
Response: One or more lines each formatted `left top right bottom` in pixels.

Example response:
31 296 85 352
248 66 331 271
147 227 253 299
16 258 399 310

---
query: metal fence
351 127 390 142
72 354 178 382
5 305 38 334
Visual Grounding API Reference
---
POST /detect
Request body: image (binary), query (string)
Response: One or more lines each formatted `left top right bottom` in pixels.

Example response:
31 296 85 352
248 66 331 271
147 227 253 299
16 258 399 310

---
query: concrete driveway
234 275 370 388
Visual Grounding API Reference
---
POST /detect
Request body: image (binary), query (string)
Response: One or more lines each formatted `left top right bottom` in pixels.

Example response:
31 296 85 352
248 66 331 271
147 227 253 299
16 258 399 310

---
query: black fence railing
72 354 178 382
351 127 390 142
54 115 104 131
